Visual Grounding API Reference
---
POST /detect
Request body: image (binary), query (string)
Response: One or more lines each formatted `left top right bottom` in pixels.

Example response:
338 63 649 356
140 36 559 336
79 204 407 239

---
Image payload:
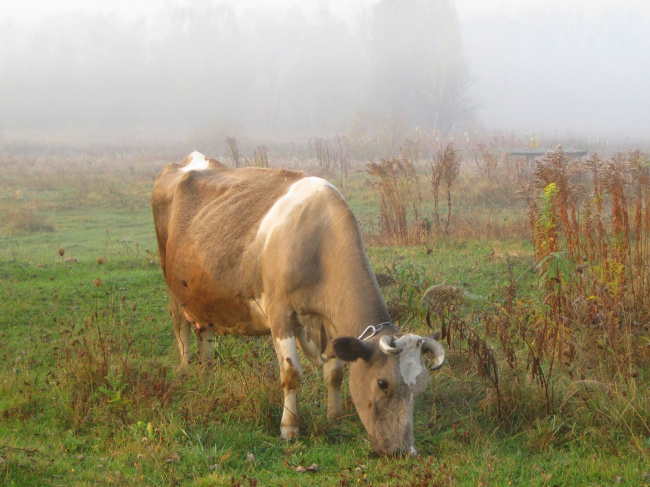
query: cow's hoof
280 425 299 441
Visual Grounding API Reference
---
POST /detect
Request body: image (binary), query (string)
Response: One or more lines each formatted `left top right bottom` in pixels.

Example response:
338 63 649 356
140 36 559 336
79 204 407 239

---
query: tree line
0 0 475 136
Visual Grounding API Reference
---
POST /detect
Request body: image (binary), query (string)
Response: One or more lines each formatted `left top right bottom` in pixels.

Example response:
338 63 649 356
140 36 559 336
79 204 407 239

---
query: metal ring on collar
358 321 392 341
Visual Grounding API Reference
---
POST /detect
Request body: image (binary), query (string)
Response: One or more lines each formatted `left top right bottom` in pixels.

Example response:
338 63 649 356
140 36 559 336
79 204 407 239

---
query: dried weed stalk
429 141 460 234
365 153 423 245
226 137 241 167
421 283 502 416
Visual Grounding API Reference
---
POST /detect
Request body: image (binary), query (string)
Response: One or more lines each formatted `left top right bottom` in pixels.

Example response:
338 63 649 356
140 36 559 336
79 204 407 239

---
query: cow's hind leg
169 296 192 369
195 325 214 364
271 322 303 440
324 358 344 419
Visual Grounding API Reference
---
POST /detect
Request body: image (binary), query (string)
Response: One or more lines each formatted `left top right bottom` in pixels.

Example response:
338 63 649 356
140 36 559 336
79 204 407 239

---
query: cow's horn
379 335 402 355
422 336 445 370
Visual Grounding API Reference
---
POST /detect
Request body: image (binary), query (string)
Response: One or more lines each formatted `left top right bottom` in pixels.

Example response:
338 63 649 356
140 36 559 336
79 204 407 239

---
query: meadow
0 139 648 486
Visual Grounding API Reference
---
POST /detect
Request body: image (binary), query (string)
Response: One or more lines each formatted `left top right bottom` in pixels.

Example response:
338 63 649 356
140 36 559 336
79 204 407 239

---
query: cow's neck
320 246 392 339
333 283 390 339
279 188 392 340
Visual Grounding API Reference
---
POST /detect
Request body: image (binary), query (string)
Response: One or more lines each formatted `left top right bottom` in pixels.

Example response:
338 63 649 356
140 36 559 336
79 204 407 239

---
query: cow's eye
377 379 388 391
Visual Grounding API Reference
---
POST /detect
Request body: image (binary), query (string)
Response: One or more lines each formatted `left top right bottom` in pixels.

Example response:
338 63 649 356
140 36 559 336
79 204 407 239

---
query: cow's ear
332 337 374 362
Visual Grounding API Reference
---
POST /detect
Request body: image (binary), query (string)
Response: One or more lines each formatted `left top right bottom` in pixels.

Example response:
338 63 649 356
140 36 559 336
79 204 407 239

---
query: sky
2 0 650 140
6 0 650 23
460 0 650 138
457 0 650 19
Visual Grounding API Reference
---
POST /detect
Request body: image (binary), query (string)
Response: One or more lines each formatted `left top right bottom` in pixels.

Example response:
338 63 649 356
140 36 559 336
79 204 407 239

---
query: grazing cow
151 151 445 455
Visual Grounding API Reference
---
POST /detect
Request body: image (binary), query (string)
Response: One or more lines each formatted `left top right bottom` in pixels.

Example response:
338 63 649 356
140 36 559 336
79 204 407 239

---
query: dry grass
365 153 424 245
311 136 350 178
2 141 649 484
429 141 460 234
0 149 160 234
6 208 55 233
226 137 242 167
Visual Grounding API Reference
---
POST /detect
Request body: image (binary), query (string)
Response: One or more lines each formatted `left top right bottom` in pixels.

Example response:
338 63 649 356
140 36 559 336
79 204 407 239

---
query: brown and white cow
151 151 445 455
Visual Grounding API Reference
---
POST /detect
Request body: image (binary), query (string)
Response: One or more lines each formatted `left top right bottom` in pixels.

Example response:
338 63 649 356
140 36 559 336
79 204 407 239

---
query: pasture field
1 146 649 486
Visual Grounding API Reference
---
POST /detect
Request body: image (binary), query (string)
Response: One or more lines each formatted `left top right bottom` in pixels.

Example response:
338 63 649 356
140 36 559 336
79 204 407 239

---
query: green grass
1 151 649 486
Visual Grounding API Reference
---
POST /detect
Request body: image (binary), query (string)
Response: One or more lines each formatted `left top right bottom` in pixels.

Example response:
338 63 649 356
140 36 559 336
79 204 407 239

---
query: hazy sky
7 0 650 22
461 0 650 138
3 0 650 139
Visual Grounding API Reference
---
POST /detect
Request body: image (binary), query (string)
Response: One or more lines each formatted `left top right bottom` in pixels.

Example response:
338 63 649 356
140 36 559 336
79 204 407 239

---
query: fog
463 3 650 139
1 0 649 144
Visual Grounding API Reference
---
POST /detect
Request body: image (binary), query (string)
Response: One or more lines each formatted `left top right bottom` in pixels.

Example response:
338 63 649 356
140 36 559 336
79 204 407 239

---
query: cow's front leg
324 358 344 419
273 332 303 440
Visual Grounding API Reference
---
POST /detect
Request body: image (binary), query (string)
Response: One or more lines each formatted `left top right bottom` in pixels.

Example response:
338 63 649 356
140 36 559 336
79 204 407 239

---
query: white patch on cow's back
181 151 210 172
396 335 425 386
257 177 338 245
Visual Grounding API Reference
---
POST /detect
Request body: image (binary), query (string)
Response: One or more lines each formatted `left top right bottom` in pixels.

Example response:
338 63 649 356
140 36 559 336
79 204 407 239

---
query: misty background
1 0 649 146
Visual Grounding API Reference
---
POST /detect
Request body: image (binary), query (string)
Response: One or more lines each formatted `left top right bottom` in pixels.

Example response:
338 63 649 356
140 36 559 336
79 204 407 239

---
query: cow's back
153 154 303 267
151 153 306 332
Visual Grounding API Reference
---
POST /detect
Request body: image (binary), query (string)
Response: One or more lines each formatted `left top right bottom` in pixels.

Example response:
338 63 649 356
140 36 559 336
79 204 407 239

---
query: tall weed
365 153 423 245
429 141 460 234
516 147 650 416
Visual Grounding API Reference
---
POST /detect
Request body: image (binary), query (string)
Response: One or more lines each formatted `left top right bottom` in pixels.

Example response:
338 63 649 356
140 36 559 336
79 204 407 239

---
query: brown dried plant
472 142 498 181
314 137 335 173
226 136 241 167
365 153 423 245
522 147 650 406
254 145 269 168
530 146 584 263
421 283 502 416
429 141 460 234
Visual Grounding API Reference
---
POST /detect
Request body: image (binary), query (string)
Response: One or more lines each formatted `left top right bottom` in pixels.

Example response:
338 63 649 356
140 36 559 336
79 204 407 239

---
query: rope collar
358 321 392 341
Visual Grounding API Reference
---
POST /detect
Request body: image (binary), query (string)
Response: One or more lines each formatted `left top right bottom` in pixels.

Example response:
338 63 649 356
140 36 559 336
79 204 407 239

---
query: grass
1 147 649 485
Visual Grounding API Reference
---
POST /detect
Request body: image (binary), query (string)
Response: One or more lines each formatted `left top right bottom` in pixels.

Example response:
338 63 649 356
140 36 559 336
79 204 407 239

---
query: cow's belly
171 281 271 336
186 298 270 336
165 243 270 336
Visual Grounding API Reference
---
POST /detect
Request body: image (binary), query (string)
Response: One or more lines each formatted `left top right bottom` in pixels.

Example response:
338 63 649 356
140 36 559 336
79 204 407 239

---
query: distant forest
0 0 475 135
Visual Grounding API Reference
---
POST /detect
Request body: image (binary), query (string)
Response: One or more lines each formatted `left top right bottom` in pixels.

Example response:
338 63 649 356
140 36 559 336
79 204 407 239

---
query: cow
151 151 445 456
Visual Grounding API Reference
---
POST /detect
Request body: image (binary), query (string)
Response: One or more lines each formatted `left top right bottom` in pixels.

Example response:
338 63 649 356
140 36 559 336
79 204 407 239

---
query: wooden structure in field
504 148 589 163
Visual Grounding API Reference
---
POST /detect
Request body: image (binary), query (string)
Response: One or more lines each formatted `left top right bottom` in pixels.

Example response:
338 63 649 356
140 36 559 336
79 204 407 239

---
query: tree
368 0 476 131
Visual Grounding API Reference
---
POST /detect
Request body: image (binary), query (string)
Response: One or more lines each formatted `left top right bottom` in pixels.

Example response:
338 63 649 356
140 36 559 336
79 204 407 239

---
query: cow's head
333 332 445 456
